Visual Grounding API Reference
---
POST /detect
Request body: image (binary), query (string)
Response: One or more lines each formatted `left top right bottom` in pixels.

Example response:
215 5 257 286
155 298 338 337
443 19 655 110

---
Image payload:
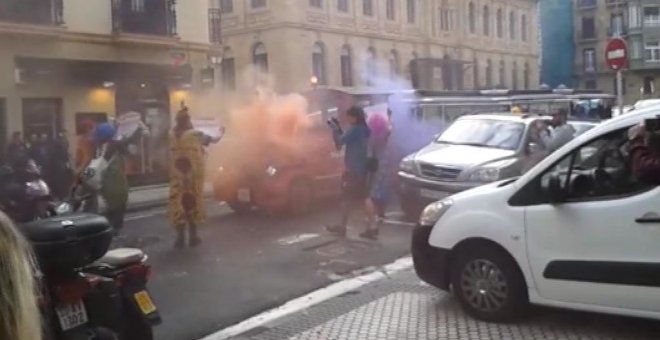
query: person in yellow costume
511 106 522 114
169 107 222 248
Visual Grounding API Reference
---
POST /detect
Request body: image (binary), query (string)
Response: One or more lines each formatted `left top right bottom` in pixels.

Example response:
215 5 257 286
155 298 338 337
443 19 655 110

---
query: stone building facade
217 0 540 94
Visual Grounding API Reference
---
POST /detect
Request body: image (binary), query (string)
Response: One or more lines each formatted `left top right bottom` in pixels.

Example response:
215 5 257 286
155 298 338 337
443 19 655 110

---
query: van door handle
635 217 660 224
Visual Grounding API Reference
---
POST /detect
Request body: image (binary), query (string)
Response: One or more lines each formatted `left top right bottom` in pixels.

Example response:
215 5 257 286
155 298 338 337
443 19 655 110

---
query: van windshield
436 119 525 150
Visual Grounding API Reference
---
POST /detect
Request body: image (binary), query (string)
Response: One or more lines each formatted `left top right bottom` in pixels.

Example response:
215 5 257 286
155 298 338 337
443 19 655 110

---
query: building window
643 76 655 95
581 17 596 39
486 59 493 87
221 48 236 90
496 8 503 38
310 0 322 8
366 47 377 86
312 43 327 85
363 0 373 16
338 0 348 12
439 5 453 32
251 0 266 9
253 42 268 72
511 61 518 90
629 5 640 28
341 45 353 86
644 6 660 27
386 0 395 20
389 50 400 79
631 39 642 59
468 2 476 34
499 60 505 87
131 0 145 12
407 0 416 24
644 42 660 62
523 62 530 89
610 13 624 36
483 6 490 36
509 11 516 40
578 0 596 7
521 14 527 41
220 0 233 13
584 79 597 90
583 48 596 72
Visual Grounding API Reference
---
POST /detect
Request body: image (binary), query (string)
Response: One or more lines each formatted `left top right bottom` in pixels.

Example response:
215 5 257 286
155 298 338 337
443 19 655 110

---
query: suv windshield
436 119 525 150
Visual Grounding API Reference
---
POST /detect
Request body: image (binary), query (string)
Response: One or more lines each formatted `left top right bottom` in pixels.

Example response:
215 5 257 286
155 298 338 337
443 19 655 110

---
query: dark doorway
22 98 63 141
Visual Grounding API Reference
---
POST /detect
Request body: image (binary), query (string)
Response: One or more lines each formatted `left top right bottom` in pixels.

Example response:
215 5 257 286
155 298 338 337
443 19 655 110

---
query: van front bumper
411 224 451 291
399 171 481 206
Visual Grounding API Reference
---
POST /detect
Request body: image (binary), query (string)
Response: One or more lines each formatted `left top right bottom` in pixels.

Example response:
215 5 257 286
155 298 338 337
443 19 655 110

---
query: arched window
468 2 476 34
521 14 528 41
483 5 490 36
509 10 516 40
389 50 400 79
366 47 377 86
496 8 503 38
341 45 353 87
221 47 236 90
486 59 493 87
253 42 268 72
524 62 530 89
312 42 327 85
499 60 505 88
512 61 518 90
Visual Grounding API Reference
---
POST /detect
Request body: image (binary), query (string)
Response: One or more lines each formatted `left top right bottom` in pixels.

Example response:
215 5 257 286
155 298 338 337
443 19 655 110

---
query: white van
412 104 660 322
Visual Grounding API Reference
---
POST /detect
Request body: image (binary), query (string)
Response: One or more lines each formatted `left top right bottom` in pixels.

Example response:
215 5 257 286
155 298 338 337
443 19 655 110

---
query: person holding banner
169 107 222 248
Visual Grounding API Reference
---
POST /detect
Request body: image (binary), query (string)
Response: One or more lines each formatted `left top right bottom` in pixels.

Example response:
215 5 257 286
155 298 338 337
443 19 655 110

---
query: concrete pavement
102 182 213 213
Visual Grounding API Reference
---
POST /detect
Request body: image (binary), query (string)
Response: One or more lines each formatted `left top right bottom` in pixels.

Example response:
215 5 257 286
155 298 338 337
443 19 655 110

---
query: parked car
398 113 552 218
412 104 660 322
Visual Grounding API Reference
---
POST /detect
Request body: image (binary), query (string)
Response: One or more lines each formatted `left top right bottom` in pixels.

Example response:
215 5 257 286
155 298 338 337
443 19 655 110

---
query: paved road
116 202 413 340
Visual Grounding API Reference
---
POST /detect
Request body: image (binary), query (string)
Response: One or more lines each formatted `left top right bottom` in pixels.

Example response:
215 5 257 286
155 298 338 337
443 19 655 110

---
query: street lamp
310 75 319 89
209 50 223 67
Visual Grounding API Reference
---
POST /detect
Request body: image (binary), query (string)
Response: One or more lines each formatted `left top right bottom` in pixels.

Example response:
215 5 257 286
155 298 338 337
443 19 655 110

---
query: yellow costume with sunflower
168 128 207 229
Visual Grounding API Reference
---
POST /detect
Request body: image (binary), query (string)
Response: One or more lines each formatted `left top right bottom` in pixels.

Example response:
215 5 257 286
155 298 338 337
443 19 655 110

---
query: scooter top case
21 213 113 274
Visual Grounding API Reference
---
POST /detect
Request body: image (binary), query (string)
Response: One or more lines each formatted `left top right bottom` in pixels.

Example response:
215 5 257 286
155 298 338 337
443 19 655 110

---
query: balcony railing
0 0 64 25
111 0 177 37
608 26 628 37
209 8 221 44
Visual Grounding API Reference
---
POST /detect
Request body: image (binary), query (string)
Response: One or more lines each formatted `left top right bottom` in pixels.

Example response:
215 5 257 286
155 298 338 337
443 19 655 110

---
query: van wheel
450 245 528 323
288 179 313 216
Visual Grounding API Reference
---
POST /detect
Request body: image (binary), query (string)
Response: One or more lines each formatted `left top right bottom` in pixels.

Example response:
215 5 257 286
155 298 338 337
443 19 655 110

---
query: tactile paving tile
233 270 660 340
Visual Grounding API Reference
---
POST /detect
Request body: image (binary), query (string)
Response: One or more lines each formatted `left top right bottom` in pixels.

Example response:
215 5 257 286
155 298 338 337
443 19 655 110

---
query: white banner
192 117 224 140
115 111 143 140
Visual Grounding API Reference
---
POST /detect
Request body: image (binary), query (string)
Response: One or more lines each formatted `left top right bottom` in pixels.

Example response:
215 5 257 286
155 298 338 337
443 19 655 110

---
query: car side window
539 127 654 201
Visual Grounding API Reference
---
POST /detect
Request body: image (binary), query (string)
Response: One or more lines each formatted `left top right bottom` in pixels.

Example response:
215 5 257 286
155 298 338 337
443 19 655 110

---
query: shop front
15 57 195 186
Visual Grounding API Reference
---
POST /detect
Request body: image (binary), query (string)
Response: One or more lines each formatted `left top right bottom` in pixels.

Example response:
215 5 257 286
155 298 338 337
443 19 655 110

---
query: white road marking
380 219 416 227
276 233 321 245
198 256 413 340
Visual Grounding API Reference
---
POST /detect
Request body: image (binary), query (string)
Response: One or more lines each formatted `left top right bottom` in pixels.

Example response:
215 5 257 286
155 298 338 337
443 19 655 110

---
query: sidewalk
100 182 213 213
208 262 659 340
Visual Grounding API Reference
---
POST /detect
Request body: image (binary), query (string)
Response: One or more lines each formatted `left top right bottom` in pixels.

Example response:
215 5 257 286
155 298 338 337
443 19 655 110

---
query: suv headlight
399 154 415 173
468 167 501 182
419 198 453 226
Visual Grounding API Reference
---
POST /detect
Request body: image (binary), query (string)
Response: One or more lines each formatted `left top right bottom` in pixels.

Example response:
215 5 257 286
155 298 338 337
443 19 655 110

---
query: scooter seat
97 248 144 267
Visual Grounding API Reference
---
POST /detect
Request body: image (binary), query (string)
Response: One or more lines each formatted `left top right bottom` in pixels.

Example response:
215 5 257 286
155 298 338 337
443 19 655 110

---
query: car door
520 127 660 312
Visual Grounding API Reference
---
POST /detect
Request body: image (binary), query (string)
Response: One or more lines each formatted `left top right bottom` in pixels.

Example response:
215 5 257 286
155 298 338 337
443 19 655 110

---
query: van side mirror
541 173 566 203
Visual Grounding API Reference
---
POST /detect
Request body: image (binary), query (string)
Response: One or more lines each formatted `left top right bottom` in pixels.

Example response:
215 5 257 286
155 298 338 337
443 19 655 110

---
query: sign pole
616 69 624 113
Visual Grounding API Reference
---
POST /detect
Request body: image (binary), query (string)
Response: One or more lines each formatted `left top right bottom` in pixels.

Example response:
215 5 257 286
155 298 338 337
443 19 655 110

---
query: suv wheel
450 245 528 322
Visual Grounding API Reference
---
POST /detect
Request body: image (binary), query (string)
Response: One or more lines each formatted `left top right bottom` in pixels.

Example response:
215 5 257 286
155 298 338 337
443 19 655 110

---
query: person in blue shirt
326 106 371 237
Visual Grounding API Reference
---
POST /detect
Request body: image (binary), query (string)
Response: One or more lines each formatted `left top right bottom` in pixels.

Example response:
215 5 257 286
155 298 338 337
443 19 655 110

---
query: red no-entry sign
605 38 628 70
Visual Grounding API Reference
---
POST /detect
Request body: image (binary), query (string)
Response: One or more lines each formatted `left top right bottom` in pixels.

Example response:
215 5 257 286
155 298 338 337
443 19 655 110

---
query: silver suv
398 113 595 218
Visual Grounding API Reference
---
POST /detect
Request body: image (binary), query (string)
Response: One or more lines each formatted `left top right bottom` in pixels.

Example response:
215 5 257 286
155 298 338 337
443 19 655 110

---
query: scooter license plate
237 189 251 202
56 300 88 331
134 290 157 315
